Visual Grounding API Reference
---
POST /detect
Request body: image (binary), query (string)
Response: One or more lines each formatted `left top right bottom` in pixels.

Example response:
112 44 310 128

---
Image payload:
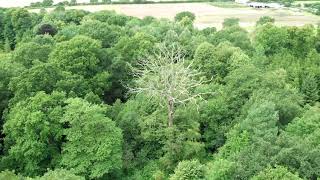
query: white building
269 3 284 8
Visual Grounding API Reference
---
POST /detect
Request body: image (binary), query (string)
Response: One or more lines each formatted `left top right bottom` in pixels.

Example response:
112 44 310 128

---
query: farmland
30 2 320 29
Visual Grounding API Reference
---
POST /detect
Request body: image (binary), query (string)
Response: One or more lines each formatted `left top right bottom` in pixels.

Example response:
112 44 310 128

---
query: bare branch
128 43 213 126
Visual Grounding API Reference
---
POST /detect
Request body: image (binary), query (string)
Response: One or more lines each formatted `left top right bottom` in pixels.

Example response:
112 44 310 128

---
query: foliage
0 169 84 180
60 98 123 179
275 106 320 179
0 6 319 180
12 41 53 68
35 23 58 36
174 11 196 22
42 0 54 7
211 25 253 54
38 169 84 180
256 16 275 26
251 166 302 180
1 92 66 176
255 23 289 56
9 63 62 104
0 55 24 123
169 159 205 180
222 18 239 28
79 20 122 48
0 170 29 180
193 42 215 78
206 158 236 180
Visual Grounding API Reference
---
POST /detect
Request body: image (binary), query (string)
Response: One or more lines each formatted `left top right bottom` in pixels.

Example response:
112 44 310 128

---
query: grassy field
31 2 320 29
208 2 247 8
294 0 320 5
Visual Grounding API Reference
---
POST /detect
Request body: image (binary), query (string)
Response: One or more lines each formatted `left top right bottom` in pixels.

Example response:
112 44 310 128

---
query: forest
0 5 319 180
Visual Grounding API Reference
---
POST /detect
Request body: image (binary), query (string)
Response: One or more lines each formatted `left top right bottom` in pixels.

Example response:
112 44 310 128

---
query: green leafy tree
178 17 194 28
286 25 316 57
200 27 216 36
38 169 84 180
177 29 206 57
0 169 84 180
90 0 99 4
251 166 302 180
114 95 163 173
215 101 280 179
106 32 156 102
70 0 77 5
255 23 289 56
248 69 303 125
198 86 234 152
206 159 236 180
43 9 88 28
49 35 101 77
84 10 130 26
0 9 6 49
212 25 253 54
169 160 205 180
12 42 53 68
275 106 320 179
1 92 66 177
160 104 205 170
300 73 319 104
0 170 27 180
49 35 111 97
42 0 54 6
174 11 196 22
64 10 89 25
212 42 243 80
0 55 24 123
11 8 33 42
60 98 123 179
3 9 17 50
193 42 215 78
79 20 122 48
54 24 80 41
9 63 63 104
256 16 275 26
4 38 12 52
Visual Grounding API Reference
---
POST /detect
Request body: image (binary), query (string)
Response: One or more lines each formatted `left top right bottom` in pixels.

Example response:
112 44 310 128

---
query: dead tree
129 43 208 127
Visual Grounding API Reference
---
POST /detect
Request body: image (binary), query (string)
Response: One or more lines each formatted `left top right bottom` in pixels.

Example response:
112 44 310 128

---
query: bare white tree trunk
167 96 174 127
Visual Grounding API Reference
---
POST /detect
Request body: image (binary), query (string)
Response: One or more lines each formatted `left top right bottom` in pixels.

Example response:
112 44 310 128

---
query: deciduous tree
129 44 208 127
60 98 123 178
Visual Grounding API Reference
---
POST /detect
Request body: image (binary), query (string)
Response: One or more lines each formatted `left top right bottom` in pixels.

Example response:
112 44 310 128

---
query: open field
30 3 320 29
294 0 320 5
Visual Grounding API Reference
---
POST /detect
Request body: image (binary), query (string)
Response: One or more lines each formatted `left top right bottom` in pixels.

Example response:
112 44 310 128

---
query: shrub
256 16 275 26
175 11 196 22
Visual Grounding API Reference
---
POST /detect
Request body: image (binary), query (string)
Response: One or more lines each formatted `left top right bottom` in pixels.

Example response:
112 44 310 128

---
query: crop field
31 3 320 29
32 3 320 29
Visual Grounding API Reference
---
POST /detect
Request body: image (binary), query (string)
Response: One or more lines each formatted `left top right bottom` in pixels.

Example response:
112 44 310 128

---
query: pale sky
0 0 90 8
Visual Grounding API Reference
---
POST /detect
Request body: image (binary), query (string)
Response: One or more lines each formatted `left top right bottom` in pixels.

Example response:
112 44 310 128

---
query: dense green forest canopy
0 7 319 180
